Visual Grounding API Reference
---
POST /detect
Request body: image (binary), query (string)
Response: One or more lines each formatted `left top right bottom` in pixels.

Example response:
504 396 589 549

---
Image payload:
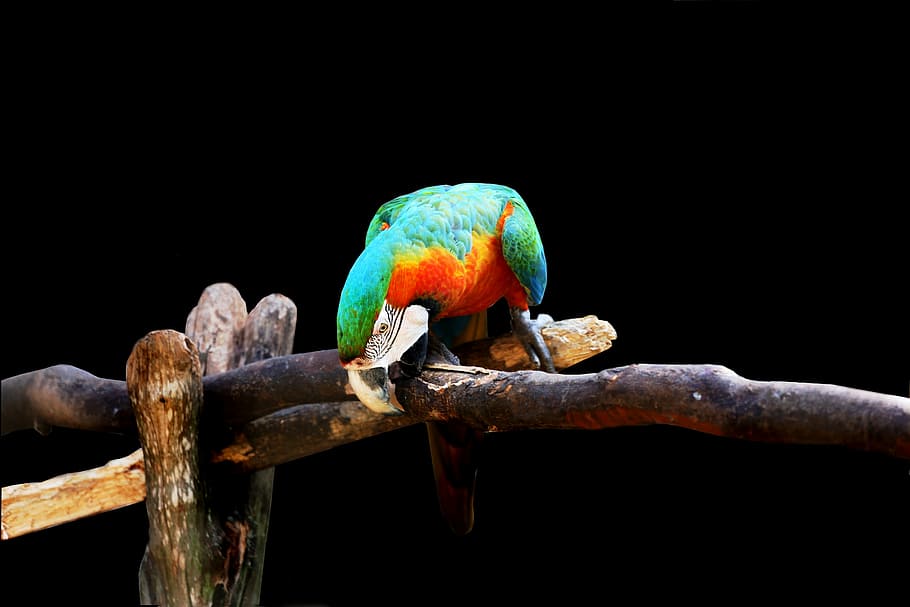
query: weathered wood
452 314 617 371
129 329 220 606
0 448 145 540
210 401 415 470
0 314 616 539
186 282 248 376
0 351 346 436
4 315 909 541
8 361 909 540
1 315 615 435
209 313 616 472
401 364 910 454
235 294 297 369
1 366 133 435
203 292 297 606
139 286 297 606
213 364 910 471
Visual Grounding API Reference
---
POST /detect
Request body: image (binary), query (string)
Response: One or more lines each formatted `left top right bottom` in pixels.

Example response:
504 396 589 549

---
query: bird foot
510 307 556 373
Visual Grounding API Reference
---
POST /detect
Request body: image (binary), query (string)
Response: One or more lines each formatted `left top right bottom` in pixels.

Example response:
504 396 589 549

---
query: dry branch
1 315 613 435
1 367 133 435
0 449 146 540
128 329 217 605
452 314 617 371
137 284 296 606
186 282 249 375
0 351 342 435
1 314 613 540
3 312 910 542
213 363 910 472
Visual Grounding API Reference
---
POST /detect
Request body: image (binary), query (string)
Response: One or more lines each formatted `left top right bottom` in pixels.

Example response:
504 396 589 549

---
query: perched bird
336 182 554 534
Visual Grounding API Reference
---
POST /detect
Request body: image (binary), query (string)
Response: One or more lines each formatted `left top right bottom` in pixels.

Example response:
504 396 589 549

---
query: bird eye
375 322 390 334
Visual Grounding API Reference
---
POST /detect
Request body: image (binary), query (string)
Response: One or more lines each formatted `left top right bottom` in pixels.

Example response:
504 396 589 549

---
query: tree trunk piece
137 284 296 606
129 329 220 606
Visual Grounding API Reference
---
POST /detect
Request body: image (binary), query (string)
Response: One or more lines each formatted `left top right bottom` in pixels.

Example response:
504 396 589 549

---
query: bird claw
510 307 556 373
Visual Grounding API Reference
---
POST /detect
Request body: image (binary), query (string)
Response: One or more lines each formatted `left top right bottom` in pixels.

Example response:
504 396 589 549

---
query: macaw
336 182 554 535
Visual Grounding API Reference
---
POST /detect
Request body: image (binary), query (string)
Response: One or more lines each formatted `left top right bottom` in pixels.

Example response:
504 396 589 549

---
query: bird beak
347 366 406 415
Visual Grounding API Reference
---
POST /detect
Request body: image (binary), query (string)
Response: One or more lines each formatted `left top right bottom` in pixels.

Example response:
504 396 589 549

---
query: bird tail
426 309 488 535
426 420 484 535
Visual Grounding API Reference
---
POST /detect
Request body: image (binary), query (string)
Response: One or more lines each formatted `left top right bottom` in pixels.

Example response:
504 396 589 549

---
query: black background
3 7 908 607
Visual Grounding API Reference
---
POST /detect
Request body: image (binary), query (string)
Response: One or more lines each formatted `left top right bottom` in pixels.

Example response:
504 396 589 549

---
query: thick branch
214 364 910 472
128 329 221 606
3 315 909 540
1 315 610 435
0 352 344 436
138 284 297 606
401 364 910 455
4 363 909 539
0 314 614 539
1 366 133 435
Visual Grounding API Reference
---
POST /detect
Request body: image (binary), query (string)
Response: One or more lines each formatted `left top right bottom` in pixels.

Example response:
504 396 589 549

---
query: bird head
339 298 429 415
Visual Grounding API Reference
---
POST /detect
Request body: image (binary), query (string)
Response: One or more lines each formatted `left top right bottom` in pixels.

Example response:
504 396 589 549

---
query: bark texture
129 329 218 606
3 300 908 547
135 284 296 607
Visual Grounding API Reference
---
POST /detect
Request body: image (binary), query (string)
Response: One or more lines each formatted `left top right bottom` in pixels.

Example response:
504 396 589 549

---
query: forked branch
2 312 909 541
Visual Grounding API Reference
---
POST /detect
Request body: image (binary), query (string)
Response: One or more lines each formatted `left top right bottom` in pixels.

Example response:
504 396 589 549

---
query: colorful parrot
336 182 554 534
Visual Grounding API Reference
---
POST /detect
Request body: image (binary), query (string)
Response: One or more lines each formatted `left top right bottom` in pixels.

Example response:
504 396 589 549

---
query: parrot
336 182 555 535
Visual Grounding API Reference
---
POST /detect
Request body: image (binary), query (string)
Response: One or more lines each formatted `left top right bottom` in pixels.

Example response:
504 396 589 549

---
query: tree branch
213 363 910 473
3 313 909 541
1 315 616 435
138 284 297 606
1 314 614 539
1 366 133 436
0 350 345 436
402 363 910 455
0 448 146 540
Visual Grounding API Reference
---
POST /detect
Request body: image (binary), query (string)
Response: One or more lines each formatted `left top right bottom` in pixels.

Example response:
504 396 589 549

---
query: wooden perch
128 329 217 605
0 448 146 541
135 284 296 606
212 363 910 472
452 313 617 371
0 315 615 435
4 310 910 542
1 313 614 540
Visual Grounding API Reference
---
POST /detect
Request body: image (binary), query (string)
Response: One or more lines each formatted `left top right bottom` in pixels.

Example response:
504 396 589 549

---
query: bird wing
500 195 548 306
